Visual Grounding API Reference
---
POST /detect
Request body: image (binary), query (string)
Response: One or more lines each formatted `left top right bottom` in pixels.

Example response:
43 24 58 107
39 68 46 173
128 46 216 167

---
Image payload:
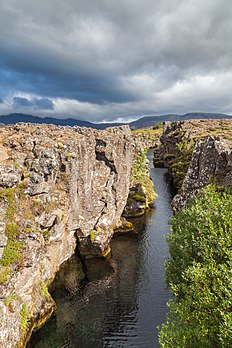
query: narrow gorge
1 119 232 347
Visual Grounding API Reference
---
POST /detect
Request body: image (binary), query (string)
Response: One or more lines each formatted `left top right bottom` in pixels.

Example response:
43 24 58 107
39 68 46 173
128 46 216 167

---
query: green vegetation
129 150 156 205
0 186 25 276
169 139 196 188
56 141 64 149
65 152 76 158
90 228 99 242
0 222 24 267
4 293 19 307
153 122 163 129
20 304 29 332
0 266 11 283
39 281 51 300
159 185 232 347
127 191 146 203
132 126 162 142
0 232 24 266
102 246 111 257
114 220 134 234
42 229 51 240
132 149 147 178
0 188 17 220
23 172 30 179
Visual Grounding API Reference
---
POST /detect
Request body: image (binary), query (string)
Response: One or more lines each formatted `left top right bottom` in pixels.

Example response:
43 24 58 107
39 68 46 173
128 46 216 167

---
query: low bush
159 185 232 347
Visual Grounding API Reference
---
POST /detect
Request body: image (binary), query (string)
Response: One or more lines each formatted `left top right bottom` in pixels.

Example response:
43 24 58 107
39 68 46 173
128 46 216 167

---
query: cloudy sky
0 0 232 122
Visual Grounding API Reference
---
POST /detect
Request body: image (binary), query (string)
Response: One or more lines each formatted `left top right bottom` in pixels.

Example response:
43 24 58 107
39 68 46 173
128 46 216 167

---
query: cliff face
154 119 232 210
0 123 134 347
172 136 232 210
121 128 160 218
154 119 232 189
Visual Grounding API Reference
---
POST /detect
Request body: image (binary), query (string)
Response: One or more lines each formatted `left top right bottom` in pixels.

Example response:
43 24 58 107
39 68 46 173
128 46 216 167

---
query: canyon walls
0 123 136 347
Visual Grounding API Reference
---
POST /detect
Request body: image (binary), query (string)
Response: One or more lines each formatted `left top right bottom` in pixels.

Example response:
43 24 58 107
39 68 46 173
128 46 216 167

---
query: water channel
28 150 174 348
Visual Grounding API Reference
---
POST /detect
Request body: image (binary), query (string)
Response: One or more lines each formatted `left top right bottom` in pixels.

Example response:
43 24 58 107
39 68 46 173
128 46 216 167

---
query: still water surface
28 150 174 348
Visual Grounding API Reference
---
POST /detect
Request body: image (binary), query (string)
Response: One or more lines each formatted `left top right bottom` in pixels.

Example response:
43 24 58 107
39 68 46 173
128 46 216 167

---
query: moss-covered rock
114 219 135 235
123 149 156 218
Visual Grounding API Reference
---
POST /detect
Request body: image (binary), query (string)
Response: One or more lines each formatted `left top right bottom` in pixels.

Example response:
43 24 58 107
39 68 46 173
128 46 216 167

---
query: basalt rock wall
154 119 232 189
0 123 134 348
172 136 232 210
154 119 232 210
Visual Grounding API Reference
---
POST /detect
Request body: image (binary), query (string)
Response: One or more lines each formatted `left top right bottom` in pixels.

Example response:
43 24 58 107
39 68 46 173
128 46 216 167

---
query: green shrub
153 122 163 129
159 185 232 348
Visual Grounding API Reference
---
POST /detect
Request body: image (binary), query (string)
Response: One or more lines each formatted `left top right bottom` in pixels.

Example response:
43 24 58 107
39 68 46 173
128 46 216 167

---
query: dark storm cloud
13 97 33 108
0 0 232 121
34 98 54 110
13 96 54 110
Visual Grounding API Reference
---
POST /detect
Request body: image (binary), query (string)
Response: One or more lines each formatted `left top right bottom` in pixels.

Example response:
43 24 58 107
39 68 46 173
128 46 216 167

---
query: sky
0 0 232 123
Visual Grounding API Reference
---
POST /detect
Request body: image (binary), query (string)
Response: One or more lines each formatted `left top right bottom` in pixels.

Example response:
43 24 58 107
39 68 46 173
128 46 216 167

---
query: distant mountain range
0 112 231 130
0 113 123 130
129 112 232 129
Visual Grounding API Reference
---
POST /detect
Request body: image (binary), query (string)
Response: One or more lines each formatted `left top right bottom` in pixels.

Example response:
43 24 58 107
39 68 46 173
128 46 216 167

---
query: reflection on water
27 150 174 348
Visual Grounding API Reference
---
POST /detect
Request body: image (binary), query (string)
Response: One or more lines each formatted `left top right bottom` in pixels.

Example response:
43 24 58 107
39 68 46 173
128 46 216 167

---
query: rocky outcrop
0 123 134 348
172 136 232 210
154 119 232 188
153 119 232 209
123 149 156 218
120 129 160 219
131 128 161 150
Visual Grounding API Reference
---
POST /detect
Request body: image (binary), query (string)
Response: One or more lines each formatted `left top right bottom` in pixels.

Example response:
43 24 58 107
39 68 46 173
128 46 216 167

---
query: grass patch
0 266 11 284
0 237 24 266
0 223 24 267
0 187 25 267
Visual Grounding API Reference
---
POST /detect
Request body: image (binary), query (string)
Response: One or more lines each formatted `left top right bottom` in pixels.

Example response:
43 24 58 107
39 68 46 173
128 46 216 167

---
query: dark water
28 150 174 348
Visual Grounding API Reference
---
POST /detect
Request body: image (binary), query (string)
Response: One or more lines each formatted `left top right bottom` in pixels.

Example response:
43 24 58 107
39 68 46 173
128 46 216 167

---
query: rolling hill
0 112 231 130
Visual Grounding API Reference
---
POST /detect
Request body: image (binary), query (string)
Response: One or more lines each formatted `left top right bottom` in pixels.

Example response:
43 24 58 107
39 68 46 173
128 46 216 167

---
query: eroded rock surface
154 119 232 188
172 136 232 210
153 119 232 210
0 123 134 348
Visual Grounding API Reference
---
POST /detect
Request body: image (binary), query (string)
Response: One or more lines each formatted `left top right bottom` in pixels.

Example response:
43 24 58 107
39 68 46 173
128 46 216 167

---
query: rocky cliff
0 123 136 347
122 128 160 219
172 136 232 210
154 119 232 188
154 119 232 210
